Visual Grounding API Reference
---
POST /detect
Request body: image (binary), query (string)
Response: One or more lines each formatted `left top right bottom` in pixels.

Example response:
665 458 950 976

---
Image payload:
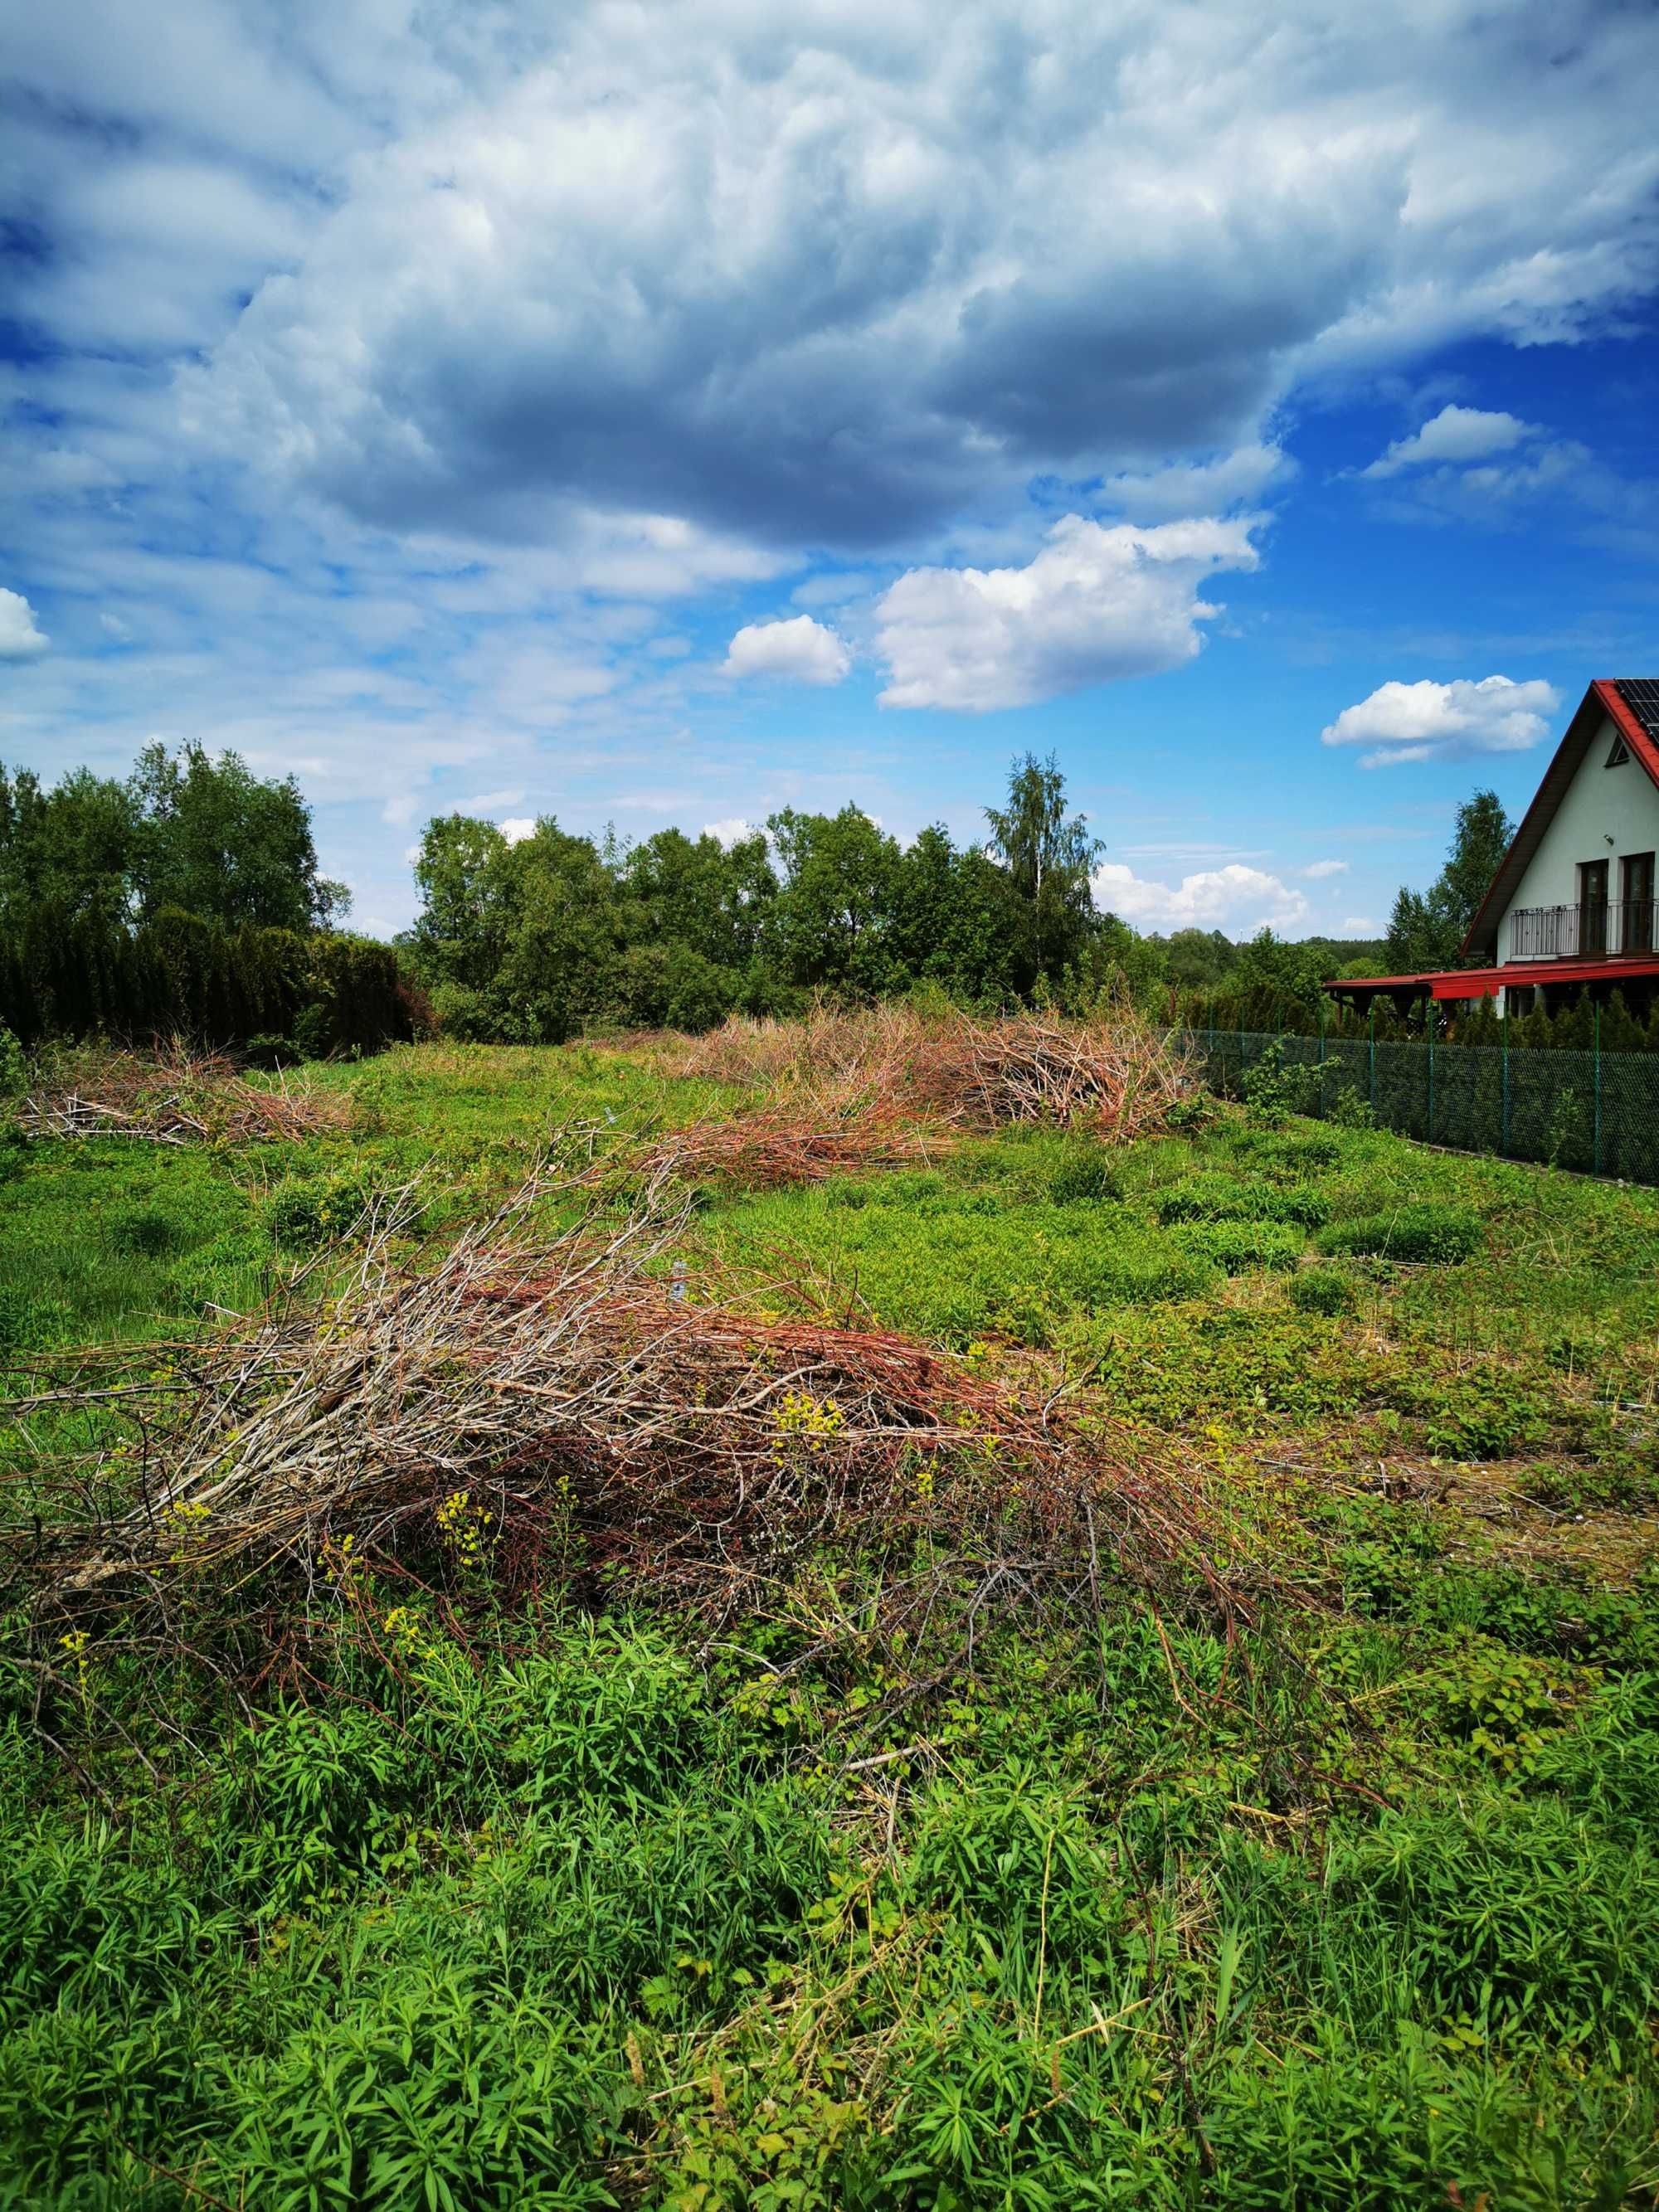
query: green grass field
2 1038 1657 2209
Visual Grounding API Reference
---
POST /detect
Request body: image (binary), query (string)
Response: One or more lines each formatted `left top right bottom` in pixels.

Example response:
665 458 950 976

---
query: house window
1622 852 1655 955
1578 858 1609 955
1607 733 1632 767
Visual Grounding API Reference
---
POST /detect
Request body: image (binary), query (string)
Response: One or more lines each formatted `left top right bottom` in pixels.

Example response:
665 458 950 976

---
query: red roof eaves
1325 955 1659 993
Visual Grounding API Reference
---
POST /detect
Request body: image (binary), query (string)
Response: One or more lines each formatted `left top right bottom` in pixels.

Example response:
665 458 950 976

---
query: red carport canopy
1431 973 1501 1000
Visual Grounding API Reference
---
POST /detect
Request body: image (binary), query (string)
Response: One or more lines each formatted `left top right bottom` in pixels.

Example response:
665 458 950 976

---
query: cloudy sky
4 0 1659 939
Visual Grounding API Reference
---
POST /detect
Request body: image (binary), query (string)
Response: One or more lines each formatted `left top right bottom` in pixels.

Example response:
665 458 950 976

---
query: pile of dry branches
629 1089 945 1191
19 1043 351 1146
910 1009 1194 1135
678 1001 1194 1139
21 1170 1222 1636
629 1003 1195 1190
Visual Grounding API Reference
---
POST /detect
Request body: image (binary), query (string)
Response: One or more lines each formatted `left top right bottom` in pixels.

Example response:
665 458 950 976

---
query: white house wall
1498 718 1659 965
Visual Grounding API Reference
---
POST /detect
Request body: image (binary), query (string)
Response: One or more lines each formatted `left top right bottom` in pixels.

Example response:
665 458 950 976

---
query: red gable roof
1460 681 1659 962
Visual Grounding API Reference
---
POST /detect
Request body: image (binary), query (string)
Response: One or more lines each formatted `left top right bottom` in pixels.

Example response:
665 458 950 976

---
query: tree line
2 741 1646 1057
401 757 1108 1040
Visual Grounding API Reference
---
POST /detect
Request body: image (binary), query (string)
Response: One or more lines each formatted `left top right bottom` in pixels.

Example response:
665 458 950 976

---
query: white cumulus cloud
1301 858 1350 878
1100 444 1296 521
499 818 537 844
875 515 1259 712
0 589 50 659
1321 675 1560 766
723 615 850 687
1092 859 1309 935
1360 404 1540 479
703 817 761 848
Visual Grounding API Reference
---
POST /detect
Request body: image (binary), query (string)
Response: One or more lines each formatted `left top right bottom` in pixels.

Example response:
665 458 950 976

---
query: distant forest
3 743 1649 1053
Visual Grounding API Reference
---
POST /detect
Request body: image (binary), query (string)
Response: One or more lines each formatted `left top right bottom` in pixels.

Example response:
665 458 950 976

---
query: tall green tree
620 827 778 975
1437 790 1515 944
1384 788 1515 971
411 816 515 991
985 753 1102 980
0 764 138 929
768 807 904 994
127 742 348 931
891 825 1029 1003
407 815 625 1042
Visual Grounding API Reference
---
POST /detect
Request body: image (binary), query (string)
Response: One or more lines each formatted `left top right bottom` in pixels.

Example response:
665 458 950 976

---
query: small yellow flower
382 1606 432 1659
435 1487 494 1568
771 1391 846 1459
58 1628 92 1713
159 1496 212 1566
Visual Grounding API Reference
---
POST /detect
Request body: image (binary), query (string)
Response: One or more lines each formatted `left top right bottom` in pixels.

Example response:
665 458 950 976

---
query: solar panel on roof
1613 678 1659 737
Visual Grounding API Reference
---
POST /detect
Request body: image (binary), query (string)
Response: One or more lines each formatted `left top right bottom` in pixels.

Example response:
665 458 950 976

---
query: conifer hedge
0 906 416 1056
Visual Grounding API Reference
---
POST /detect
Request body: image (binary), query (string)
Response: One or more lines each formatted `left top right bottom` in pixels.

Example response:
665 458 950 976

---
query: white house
1333 679 1659 1017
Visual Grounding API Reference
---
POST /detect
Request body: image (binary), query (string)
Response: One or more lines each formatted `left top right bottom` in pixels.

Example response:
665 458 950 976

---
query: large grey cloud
147 0 1659 558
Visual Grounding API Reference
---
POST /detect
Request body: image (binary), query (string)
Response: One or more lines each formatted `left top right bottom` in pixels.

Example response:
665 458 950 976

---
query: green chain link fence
1180 1024 1659 1184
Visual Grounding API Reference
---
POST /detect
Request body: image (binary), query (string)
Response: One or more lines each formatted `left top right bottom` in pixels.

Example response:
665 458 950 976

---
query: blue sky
3 2 1659 941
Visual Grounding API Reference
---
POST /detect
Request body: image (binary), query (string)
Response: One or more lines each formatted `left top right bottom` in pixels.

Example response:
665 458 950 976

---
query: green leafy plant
1046 1145 1122 1205
1171 1217 1305 1272
1318 1203 1485 1263
1288 1267 1355 1316
1240 1039 1318 1125
105 1207 180 1259
265 1172 377 1247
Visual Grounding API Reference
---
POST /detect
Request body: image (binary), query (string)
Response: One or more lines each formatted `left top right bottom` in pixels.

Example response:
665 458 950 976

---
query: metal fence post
1501 1007 1511 1158
1318 1004 1326 1120
1427 1006 1434 1144
1368 1004 1376 1122
1593 1000 1603 1177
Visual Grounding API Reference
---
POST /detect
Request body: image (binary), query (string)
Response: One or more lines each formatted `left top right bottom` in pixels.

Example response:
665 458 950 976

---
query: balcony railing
1510 899 1657 960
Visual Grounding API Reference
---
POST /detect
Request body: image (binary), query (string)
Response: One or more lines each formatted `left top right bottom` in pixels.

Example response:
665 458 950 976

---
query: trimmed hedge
0 905 419 1056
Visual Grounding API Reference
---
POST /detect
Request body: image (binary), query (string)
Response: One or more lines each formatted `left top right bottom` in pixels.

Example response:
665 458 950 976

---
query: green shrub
1267 1130 1342 1173
105 1208 180 1259
231 1972 617 2209
1156 1173 1329 1228
1290 1267 1355 1315
241 1032 296 1070
1240 1039 1319 1125
1163 1091 1217 1132
1047 1146 1122 1205
1172 1218 1304 1273
1318 1203 1485 1264
0 1285 51 1353
265 1173 376 1247
0 1026 25 1100
291 1004 331 1061
1327 1081 1374 1129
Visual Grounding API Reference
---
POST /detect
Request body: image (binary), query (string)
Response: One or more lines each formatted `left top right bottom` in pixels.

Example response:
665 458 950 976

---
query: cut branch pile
21 1171 1224 1634
626 1003 1196 1191
627 1089 945 1191
19 1043 351 1146
676 1002 1196 1140
907 1010 1194 1135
